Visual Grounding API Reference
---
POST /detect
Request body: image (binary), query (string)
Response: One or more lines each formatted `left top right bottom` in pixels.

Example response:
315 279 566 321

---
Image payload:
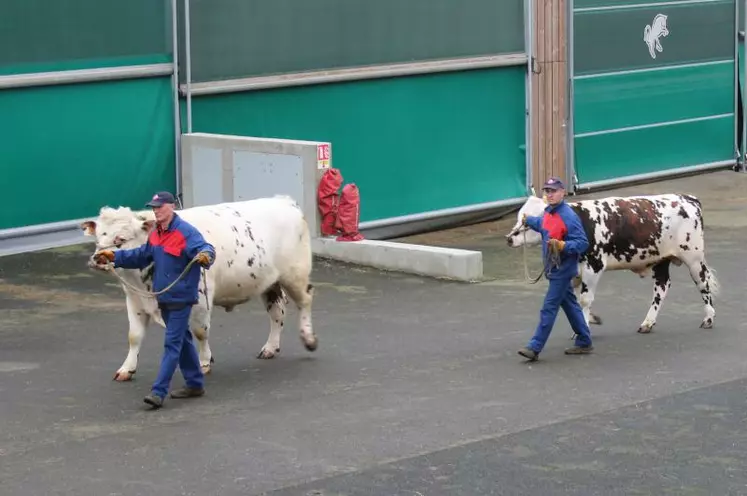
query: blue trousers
528 276 593 353
152 305 204 399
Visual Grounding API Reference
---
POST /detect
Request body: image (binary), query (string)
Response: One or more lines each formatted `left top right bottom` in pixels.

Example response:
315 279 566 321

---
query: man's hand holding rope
548 238 565 256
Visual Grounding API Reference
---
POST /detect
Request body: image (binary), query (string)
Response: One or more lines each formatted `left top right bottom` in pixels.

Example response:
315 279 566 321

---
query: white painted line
574 0 730 13
574 59 733 80
575 113 734 138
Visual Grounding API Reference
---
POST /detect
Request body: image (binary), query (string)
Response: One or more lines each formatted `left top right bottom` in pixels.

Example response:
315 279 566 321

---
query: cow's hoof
590 313 603 325
302 335 318 352
113 370 135 381
201 364 212 374
257 347 280 359
637 324 654 334
700 319 714 329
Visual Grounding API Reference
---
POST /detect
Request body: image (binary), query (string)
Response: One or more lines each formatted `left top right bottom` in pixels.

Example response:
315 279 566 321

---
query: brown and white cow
505 193 720 334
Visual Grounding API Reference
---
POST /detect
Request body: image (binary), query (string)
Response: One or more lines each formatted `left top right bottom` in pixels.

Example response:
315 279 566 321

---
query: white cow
81 196 317 381
505 193 720 334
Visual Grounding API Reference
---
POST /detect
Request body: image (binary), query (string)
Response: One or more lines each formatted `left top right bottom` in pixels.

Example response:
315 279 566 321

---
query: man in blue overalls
517 177 594 361
94 191 216 409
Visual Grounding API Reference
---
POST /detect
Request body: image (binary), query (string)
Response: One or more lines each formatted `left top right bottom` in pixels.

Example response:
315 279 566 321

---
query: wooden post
531 0 568 193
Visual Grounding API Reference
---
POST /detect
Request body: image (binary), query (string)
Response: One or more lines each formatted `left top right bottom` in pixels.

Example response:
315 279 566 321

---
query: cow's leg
114 296 149 382
684 256 718 329
280 276 317 352
637 260 671 333
190 307 214 374
258 282 285 359
571 265 602 339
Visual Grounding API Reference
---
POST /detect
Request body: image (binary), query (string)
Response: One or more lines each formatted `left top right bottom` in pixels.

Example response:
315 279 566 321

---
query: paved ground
2 170 747 496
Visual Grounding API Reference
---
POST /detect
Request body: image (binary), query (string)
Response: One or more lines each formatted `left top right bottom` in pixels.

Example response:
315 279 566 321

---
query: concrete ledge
311 237 483 282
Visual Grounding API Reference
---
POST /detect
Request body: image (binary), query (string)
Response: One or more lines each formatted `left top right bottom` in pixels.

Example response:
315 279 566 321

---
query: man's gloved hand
521 214 528 226
195 251 213 267
93 250 115 265
548 239 565 254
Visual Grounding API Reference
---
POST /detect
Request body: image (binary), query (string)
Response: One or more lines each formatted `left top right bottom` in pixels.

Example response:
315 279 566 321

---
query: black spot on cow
244 221 255 242
677 206 689 219
227 259 234 268
698 262 708 283
237 283 241 288
262 282 283 311
571 205 605 273
140 264 154 283
679 244 689 251
231 209 241 217
652 260 671 307
231 225 238 233
250 273 257 279
598 199 662 263
307 283 314 293
247 256 255 267
686 232 691 242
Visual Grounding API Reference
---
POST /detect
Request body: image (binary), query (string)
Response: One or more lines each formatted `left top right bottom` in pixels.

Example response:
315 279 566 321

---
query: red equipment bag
317 168 343 236
335 183 365 242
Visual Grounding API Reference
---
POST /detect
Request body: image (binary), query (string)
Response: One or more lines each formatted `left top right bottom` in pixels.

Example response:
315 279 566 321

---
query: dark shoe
565 345 594 355
143 394 164 409
170 387 205 399
518 347 539 361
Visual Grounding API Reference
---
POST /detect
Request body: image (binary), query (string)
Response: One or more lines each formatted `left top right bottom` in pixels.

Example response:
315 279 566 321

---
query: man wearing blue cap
93 191 216 409
517 177 594 361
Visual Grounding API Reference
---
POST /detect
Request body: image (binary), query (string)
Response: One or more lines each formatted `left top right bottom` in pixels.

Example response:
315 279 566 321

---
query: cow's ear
81 220 96 236
141 220 155 232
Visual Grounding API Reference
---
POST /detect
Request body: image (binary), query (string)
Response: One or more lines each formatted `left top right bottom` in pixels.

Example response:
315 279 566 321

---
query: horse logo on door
644 14 669 59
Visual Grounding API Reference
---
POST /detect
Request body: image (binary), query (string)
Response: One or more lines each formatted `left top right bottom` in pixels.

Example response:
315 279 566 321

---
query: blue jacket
114 213 216 305
525 200 589 280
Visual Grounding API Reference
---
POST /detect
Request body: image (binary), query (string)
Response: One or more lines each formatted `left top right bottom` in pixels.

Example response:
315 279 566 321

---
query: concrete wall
181 132 331 238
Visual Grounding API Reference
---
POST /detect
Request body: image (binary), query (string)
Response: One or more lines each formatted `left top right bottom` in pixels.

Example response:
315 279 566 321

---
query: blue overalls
113 214 216 399
524 201 593 353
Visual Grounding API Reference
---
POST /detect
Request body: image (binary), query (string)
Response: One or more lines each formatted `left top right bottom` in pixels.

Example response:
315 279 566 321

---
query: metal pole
525 0 534 195
184 0 193 134
566 0 577 190
734 0 740 168
742 0 747 171
171 0 182 198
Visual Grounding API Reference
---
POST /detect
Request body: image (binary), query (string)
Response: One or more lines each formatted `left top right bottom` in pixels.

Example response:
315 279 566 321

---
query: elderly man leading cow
92 191 216 409
82 194 318 408
513 177 594 361
506 183 720 341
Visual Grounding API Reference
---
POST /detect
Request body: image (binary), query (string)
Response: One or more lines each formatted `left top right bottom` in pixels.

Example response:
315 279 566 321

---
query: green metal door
570 0 737 187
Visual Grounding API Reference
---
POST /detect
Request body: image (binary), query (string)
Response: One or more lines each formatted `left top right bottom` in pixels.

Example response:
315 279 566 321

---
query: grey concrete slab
1 170 747 496
266 377 747 496
312 237 484 282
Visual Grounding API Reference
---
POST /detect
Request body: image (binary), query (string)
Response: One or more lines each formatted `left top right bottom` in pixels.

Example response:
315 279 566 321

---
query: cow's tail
705 264 721 297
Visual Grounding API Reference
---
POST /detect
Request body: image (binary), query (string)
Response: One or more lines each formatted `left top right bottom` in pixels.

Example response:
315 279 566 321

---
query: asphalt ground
2 170 747 495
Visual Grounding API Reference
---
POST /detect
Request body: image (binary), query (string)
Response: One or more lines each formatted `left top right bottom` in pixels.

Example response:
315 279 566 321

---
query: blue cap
542 177 565 190
145 191 176 207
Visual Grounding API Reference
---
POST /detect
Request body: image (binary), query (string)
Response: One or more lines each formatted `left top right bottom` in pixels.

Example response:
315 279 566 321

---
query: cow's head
505 195 547 247
81 207 155 266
